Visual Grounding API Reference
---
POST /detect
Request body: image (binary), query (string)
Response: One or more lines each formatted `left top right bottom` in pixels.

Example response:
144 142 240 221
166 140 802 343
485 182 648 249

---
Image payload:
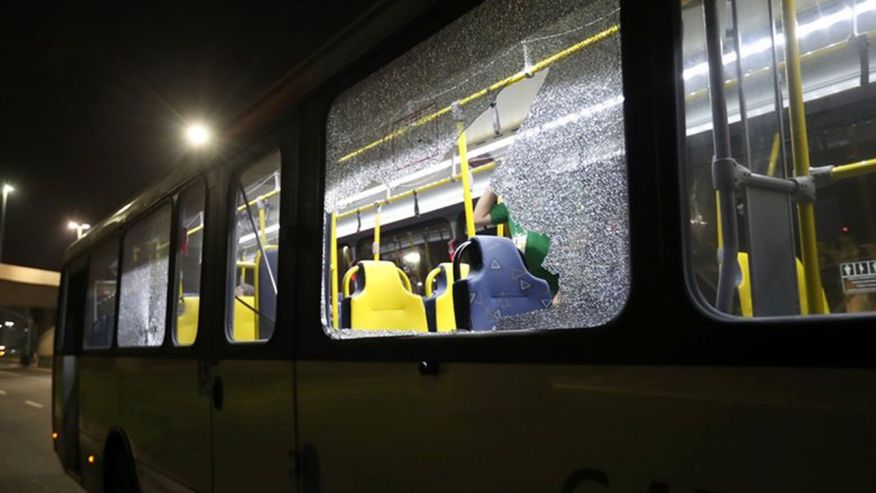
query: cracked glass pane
323 0 627 335
118 204 171 347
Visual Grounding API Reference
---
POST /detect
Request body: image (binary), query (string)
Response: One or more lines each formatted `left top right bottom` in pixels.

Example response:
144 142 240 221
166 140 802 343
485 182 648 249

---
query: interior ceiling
681 0 876 134
682 0 864 59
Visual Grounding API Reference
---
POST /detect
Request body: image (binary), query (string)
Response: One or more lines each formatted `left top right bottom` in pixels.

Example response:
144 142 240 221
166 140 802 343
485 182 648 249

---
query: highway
0 362 83 492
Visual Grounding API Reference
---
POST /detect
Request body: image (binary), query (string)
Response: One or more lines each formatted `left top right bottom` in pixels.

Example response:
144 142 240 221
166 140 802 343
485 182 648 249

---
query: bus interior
323 0 629 335
682 0 876 317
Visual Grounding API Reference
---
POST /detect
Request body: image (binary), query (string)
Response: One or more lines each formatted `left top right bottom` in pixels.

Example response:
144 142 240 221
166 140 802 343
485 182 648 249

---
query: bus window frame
667 2 876 365
115 198 175 351
294 0 643 365
171 178 209 348
79 234 122 353
678 92 876 325
56 254 89 356
215 121 297 361
317 8 639 339
82 174 214 359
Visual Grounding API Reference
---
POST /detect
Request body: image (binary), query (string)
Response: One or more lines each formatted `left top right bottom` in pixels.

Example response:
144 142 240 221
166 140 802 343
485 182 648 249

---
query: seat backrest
736 251 829 316
425 262 469 332
344 260 428 332
232 296 257 340
255 246 279 339
176 295 199 345
453 235 552 331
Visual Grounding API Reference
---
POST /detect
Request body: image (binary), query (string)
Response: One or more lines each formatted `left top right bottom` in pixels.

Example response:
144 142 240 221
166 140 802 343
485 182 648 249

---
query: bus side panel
53 355 80 476
296 362 876 492
78 356 211 492
211 359 296 493
78 356 116 488
54 264 87 478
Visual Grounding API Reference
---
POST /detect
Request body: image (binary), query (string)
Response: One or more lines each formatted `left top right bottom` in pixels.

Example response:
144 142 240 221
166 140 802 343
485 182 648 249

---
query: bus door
210 150 296 492
53 257 87 476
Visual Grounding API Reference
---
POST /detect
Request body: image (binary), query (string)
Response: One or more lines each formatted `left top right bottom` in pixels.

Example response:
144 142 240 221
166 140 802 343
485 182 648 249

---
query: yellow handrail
258 207 267 244
396 267 412 292
783 0 826 314
335 161 496 220
496 196 505 237
424 266 442 297
184 188 276 240
342 265 360 298
373 206 381 260
831 157 876 181
237 188 280 213
766 133 781 177
457 123 476 238
337 25 620 164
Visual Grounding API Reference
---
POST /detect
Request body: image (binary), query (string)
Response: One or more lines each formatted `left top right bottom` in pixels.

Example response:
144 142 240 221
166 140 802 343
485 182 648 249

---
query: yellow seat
425 262 469 332
176 295 199 345
229 250 273 342
343 260 428 332
736 252 828 316
233 295 257 340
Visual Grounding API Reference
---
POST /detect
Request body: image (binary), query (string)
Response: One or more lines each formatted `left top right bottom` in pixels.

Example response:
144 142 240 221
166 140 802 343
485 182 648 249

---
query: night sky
0 1 375 270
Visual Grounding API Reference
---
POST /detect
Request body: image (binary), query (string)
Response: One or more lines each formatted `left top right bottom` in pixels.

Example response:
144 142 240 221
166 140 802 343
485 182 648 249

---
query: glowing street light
68 221 91 239
185 123 211 147
0 183 14 263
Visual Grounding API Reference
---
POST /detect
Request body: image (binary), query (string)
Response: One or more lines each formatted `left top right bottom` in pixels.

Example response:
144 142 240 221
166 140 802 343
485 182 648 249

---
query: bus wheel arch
103 428 139 493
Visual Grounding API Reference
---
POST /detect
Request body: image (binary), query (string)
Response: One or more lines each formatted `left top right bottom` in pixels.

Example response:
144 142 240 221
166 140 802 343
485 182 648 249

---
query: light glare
186 124 210 146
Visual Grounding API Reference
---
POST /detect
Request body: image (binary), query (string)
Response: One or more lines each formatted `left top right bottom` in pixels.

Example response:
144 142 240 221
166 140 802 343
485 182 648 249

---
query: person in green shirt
474 188 560 297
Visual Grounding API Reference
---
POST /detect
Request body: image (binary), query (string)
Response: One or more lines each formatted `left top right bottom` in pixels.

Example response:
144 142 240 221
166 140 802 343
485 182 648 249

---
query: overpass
0 263 60 366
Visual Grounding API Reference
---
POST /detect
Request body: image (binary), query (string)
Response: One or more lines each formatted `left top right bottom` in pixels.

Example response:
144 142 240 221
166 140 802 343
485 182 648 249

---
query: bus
53 0 876 491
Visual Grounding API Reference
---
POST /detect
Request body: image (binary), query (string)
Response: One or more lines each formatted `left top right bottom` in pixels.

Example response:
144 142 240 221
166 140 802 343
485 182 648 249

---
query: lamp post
68 221 91 240
0 183 14 263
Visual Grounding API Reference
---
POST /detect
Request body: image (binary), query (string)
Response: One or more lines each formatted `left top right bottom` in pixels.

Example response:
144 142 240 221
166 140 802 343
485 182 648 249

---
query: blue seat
255 247 279 339
452 235 552 331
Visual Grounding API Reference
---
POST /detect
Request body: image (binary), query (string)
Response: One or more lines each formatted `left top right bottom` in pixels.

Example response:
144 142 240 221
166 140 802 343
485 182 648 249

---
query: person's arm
474 188 498 227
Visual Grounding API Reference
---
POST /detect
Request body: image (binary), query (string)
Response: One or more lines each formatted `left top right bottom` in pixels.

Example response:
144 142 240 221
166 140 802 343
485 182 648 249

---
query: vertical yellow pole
715 191 723 249
783 0 826 314
766 133 781 177
330 212 339 329
496 197 505 237
258 206 267 244
373 206 381 261
456 121 476 238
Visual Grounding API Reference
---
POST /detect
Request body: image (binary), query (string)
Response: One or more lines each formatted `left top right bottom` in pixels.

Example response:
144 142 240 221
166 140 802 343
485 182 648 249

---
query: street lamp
0 183 14 263
68 221 91 239
185 123 211 147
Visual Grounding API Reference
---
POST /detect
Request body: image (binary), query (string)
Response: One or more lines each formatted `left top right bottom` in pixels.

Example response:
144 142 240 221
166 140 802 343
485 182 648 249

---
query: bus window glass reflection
174 183 206 346
227 151 281 342
82 239 119 349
